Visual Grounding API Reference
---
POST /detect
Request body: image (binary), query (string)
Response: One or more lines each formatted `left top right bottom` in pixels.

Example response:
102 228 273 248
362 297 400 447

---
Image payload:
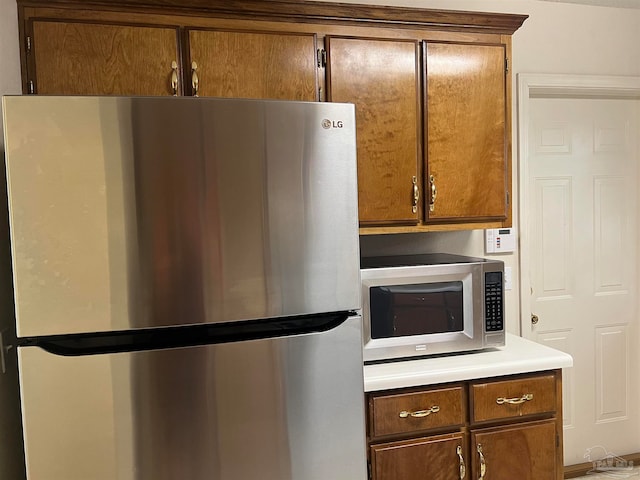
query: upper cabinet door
426 43 507 222
326 37 421 226
187 30 318 100
30 21 180 95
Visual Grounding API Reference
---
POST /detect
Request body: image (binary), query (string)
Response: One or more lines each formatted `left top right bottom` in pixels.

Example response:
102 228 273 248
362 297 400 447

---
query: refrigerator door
3 96 360 337
18 316 367 480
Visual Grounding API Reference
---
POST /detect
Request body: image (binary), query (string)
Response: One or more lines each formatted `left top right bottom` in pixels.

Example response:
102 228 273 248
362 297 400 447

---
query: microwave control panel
484 271 503 332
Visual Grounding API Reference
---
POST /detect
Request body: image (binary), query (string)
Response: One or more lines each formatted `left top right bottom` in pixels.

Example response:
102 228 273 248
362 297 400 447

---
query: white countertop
363 333 573 392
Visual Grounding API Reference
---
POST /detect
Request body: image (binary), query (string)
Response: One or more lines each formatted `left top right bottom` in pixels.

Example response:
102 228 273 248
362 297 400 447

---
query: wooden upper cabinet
187 30 318 100
426 42 508 222
17 1 527 232
326 37 421 225
30 21 180 95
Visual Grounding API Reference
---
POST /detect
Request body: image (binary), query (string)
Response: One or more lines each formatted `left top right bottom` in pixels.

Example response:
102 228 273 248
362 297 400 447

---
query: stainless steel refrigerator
2 96 366 480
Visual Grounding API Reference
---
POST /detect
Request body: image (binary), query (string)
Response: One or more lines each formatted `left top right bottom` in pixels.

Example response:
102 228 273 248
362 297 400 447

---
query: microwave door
369 283 464 338
361 269 492 362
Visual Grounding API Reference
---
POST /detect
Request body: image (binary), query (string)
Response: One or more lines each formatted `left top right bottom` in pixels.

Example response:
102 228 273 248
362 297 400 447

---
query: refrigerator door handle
0 330 14 374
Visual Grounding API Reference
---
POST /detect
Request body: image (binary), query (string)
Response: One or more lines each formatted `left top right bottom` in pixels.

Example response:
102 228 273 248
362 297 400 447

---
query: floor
571 465 640 479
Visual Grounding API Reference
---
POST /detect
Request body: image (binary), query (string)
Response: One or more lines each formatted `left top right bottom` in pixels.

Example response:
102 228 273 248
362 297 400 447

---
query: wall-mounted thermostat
485 228 516 253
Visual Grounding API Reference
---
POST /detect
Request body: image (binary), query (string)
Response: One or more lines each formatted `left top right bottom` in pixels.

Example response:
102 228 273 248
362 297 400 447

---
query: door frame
517 73 640 338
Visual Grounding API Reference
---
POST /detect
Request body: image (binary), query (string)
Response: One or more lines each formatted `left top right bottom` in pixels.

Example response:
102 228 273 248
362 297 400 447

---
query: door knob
531 314 539 325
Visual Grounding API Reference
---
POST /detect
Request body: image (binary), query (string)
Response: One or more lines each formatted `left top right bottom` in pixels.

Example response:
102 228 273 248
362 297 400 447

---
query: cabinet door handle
457 445 466 479
477 444 486 479
496 393 534 405
412 176 420 213
398 405 440 418
170 61 179 96
429 174 437 212
191 61 199 97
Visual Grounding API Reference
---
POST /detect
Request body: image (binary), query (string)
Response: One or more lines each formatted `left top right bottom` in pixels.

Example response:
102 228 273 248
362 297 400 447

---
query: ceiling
538 0 640 8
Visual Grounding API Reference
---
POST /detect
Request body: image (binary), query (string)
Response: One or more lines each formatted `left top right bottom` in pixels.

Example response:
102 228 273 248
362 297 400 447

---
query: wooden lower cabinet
367 370 563 480
472 419 557 479
370 421 556 480
371 432 466 480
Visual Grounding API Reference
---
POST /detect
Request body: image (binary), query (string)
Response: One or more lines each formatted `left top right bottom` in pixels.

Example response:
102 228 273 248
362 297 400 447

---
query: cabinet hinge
26 35 32 54
505 56 509 73
317 48 327 68
28 80 35 94
506 190 510 207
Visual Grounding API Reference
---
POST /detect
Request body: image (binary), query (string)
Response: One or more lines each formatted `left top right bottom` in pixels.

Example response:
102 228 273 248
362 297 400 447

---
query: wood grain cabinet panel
471 419 558 479
371 433 467 480
187 30 318 100
470 373 556 423
367 370 563 480
369 386 465 438
326 37 421 226
426 42 508 222
31 21 180 95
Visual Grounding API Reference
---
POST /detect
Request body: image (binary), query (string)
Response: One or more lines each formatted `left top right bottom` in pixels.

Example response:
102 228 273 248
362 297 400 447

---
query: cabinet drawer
470 373 556 423
369 386 464 438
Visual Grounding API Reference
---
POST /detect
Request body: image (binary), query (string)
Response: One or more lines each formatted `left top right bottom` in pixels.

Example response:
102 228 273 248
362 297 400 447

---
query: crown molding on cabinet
16 0 528 35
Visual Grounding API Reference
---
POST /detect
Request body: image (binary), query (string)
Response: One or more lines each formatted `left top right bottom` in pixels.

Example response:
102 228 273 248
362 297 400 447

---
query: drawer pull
457 445 466 479
477 444 486 479
496 393 534 405
398 405 440 418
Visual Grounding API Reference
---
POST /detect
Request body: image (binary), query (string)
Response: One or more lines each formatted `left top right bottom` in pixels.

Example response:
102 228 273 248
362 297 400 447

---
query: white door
524 93 640 465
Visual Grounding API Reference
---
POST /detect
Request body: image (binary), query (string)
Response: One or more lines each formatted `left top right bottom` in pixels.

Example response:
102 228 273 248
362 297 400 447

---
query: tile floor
572 465 640 479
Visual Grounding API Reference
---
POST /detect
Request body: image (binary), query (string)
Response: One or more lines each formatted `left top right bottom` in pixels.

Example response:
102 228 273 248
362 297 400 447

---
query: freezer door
3 96 360 337
18 316 367 480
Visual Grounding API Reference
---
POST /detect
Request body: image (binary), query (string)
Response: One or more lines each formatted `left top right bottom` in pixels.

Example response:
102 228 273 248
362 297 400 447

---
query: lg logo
321 119 344 129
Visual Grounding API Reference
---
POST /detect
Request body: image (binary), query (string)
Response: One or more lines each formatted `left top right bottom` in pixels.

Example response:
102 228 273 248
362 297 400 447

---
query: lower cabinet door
370 432 467 480
471 419 557 479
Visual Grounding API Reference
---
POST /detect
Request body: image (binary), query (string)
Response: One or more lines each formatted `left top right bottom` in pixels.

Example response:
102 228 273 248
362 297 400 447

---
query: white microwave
360 253 505 363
